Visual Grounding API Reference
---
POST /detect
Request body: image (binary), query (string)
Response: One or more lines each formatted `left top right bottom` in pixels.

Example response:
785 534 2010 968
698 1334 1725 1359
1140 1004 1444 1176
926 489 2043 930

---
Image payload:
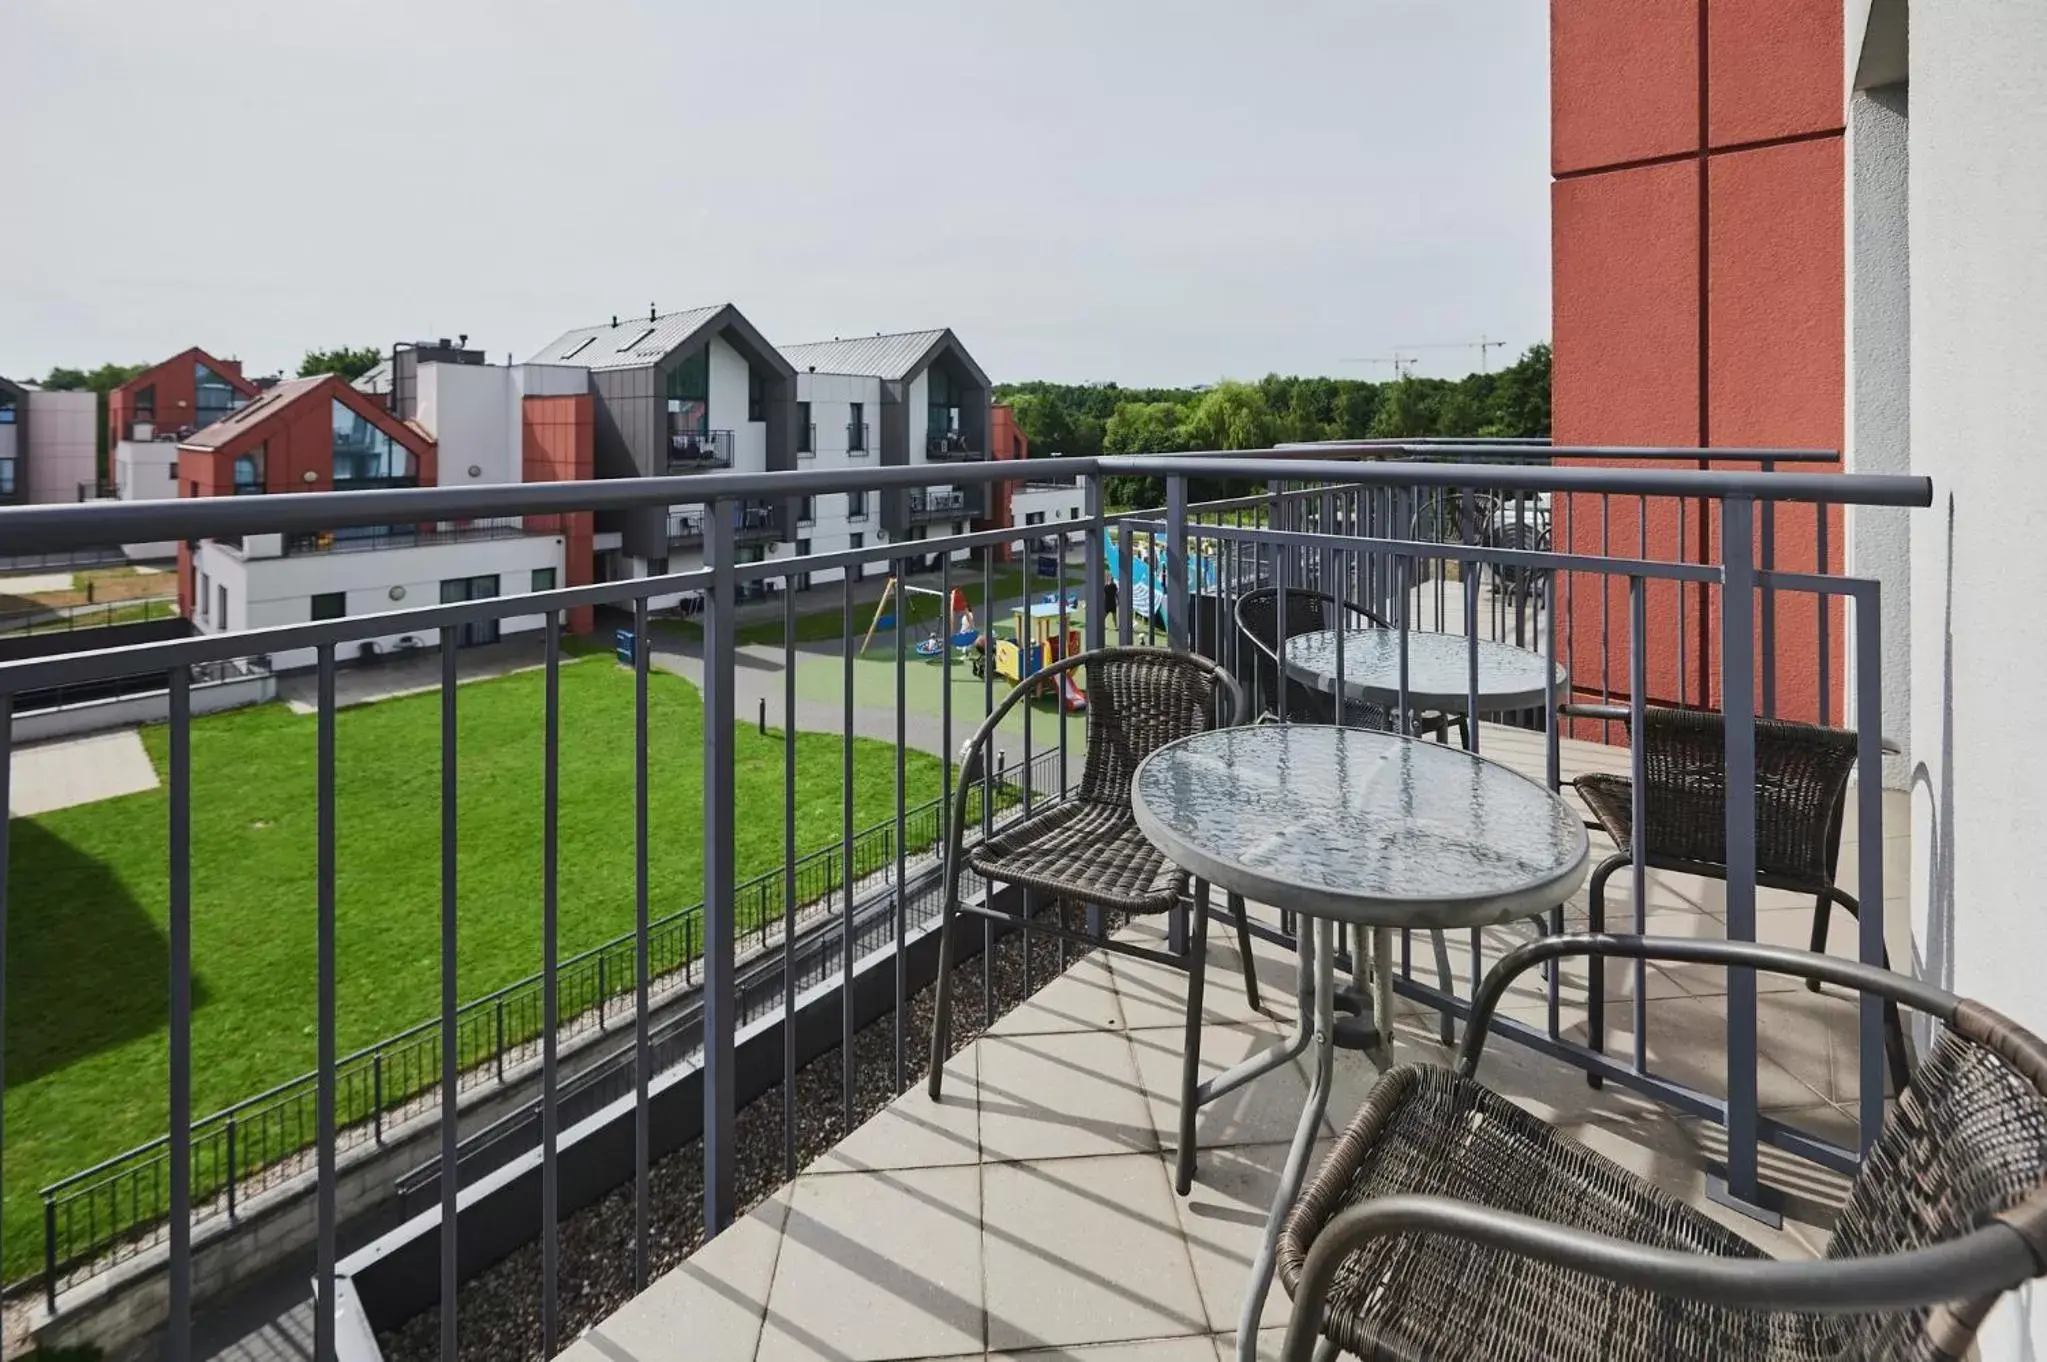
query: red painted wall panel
1551 0 1699 174
522 393 596 634
1705 0 1844 147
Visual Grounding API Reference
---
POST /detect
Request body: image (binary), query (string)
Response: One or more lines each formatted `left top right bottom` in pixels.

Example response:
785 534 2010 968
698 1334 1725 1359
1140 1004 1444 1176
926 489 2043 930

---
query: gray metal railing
0 446 1930 1362
665 428 734 471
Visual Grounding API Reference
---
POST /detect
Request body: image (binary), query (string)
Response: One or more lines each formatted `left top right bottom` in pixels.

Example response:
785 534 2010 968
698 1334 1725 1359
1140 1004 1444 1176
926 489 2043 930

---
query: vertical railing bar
893 554 909 1093
1760 461 1778 719
437 626 458 1362
1054 532 1070 973
840 573 856 1129
541 613 561 1355
166 664 192 1362
983 551 996 1028
782 581 798 1181
1718 496 1764 1212
1116 519 1135 646
632 593 651 1288
1164 476 1189 957
1083 480 1106 939
702 502 737 1233
1817 503 1833 726
1677 497 1689 708
1852 581 1886 1154
1600 495 1612 744
315 645 338 1362
1629 577 1650 1073
1463 490 1483 995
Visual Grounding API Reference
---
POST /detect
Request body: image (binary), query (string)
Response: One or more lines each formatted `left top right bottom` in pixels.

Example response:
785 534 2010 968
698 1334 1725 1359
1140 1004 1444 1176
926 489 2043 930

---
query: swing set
859 578 978 658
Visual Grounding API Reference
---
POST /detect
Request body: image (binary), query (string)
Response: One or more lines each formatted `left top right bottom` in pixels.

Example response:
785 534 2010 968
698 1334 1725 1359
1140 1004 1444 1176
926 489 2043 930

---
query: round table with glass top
1282 626 1567 717
1130 722 1589 1362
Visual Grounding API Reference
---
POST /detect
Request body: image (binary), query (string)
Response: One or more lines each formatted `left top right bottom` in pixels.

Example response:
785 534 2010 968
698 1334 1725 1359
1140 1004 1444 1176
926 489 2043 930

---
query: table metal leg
1374 925 1397 1060
1237 917 1336 1362
1194 912 1315 1112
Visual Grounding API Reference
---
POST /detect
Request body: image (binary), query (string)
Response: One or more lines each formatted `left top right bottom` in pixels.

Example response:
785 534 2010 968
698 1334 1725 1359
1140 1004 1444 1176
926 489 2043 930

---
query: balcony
0 448 1955 1362
668 509 705 545
283 518 528 556
667 429 736 472
847 422 872 456
925 429 983 461
907 487 972 521
734 497 780 540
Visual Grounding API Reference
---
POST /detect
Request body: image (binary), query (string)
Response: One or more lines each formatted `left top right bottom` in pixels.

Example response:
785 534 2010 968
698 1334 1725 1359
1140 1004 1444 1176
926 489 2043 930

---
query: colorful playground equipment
975 601 1087 710
1100 527 1221 629
862 579 978 658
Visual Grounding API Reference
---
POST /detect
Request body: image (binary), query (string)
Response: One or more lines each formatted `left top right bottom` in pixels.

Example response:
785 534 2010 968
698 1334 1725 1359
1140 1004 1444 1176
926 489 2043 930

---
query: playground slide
1100 527 1219 629
1059 673 1088 712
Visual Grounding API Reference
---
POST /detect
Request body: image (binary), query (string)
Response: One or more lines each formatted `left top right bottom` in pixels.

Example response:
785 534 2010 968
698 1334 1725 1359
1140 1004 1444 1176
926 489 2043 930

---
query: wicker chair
1275 933 2047 1362
1564 705 1911 1096
1232 586 1464 745
926 646 1262 1194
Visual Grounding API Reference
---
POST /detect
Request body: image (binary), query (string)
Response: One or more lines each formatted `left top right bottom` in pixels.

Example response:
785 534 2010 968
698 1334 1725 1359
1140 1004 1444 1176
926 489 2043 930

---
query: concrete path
0 571 76 596
277 636 555 713
9 729 158 815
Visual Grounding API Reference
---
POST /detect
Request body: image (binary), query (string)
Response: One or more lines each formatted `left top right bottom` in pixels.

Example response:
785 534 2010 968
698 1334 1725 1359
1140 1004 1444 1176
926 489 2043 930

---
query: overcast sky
0 0 1549 387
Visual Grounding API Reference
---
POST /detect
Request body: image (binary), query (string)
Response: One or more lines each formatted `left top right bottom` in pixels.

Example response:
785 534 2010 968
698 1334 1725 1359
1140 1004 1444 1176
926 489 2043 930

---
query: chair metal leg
1807 893 1832 992
1176 881 1213 1196
1230 891 1262 1012
926 868 963 1102
1585 853 1626 1090
1429 929 1455 1045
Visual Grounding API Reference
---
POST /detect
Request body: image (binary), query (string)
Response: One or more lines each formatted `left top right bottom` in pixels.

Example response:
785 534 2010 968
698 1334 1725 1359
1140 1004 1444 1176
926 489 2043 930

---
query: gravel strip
380 905 1109 1362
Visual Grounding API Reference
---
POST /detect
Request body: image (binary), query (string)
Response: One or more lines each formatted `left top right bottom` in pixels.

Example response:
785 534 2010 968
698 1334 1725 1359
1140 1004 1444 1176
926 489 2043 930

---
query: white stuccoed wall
1906 5 2047 1352
24 390 96 504
708 337 766 472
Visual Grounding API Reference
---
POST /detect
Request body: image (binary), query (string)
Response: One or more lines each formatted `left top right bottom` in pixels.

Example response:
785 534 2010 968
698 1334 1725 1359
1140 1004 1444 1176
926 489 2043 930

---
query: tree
298 347 384 382
1102 401 1189 455
1181 381 1277 452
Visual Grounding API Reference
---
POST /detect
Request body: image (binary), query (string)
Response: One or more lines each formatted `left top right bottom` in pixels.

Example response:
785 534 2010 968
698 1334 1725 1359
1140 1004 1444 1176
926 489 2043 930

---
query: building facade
0 377 96 507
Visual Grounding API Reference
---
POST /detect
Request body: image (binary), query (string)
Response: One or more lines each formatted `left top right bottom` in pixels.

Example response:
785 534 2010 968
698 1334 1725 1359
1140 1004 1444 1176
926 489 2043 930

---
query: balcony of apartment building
846 420 873 457
923 423 983 462
907 485 982 522
20 447 2044 1362
666 424 736 473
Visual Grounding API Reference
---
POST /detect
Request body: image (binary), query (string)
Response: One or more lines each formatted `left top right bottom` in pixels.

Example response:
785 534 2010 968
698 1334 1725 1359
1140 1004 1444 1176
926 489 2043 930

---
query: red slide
1059 674 1088 712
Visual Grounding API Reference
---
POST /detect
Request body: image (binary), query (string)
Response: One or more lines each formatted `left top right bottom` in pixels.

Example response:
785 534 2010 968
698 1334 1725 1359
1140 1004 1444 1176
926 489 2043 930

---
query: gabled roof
778 328 988 388
177 374 433 459
353 360 393 395
526 303 796 379
110 346 261 402
0 375 27 405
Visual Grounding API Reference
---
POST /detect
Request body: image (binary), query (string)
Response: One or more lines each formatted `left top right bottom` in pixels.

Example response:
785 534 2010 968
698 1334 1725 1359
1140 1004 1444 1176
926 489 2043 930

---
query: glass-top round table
1282 627 1567 715
1130 723 1589 1361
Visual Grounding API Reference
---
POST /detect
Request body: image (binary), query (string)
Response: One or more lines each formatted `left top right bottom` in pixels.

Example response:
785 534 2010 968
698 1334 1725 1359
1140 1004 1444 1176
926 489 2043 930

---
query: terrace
0 446 1959 1362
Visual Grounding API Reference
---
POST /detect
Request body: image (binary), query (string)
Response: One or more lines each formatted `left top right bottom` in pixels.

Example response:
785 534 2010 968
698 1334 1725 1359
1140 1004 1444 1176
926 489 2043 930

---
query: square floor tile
978 1030 1158 1161
1166 1141 1333 1334
993 1337 1221 1360
571 1188 789 1361
758 1165 984 1361
1111 936 1272 1032
983 1155 1208 1351
1128 1020 1314 1153
810 1052 980 1173
990 953 1122 1036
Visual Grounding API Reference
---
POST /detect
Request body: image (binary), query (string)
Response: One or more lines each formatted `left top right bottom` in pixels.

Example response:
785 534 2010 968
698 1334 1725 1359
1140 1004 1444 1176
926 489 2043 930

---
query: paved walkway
9 729 158 815
276 636 556 713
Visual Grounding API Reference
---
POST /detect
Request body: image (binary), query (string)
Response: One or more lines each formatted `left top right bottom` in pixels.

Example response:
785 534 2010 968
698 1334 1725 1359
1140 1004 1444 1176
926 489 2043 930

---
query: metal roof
778 330 951 381
526 305 729 371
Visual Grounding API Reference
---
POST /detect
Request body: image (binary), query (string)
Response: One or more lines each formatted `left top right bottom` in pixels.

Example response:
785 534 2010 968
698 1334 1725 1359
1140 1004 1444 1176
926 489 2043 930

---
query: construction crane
1390 335 1511 372
1339 353 1419 378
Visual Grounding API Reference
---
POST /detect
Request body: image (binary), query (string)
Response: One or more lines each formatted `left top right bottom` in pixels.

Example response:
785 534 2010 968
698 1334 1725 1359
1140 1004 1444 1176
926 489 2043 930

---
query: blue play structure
1100 528 1219 627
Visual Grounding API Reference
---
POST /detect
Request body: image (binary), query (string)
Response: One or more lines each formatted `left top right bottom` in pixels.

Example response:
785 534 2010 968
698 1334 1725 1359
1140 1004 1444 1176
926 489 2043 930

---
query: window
849 403 866 451
217 585 228 628
796 538 812 557
848 531 865 579
560 336 596 361
617 326 657 354
796 401 812 453
665 348 709 442
0 396 15 424
0 460 13 496
748 370 765 422
331 399 418 483
311 592 346 621
532 568 557 593
232 444 265 495
1026 511 1046 527
798 496 815 524
195 361 239 429
198 571 210 619
134 384 156 419
848 490 867 519
647 556 670 577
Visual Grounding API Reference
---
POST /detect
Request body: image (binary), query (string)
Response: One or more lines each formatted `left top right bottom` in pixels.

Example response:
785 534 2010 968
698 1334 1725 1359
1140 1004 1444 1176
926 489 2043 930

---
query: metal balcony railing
666 429 735 471
846 422 871 455
907 487 970 519
0 443 1932 1362
925 430 982 460
283 519 528 556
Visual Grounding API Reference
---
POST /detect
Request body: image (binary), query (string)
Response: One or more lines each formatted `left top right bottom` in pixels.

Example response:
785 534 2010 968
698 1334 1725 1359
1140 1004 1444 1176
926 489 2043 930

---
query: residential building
526 304 797 601
779 328 992 583
0 376 95 506
979 401 1085 562
177 371 585 668
108 347 260 508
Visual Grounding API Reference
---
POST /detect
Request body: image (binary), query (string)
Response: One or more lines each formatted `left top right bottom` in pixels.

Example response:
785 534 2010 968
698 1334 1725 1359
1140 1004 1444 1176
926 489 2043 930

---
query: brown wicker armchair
1565 705 1911 1096
926 646 1263 1194
1275 934 2047 1362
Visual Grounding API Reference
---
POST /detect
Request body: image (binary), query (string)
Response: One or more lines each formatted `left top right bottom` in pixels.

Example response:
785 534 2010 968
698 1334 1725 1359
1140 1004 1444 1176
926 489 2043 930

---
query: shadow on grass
6 820 209 1088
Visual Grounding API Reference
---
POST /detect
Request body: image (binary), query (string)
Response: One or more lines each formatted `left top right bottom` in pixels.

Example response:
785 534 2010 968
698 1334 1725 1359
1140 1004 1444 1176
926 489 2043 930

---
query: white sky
0 0 1550 386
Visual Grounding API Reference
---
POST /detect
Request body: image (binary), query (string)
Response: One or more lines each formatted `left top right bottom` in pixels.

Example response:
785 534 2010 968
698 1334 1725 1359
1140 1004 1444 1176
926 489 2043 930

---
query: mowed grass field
4 657 949 1276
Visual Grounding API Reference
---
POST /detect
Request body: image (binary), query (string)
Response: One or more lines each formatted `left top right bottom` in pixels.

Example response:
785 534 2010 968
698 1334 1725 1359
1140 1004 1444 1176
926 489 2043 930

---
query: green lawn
670 563 1052 649
3 658 951 1276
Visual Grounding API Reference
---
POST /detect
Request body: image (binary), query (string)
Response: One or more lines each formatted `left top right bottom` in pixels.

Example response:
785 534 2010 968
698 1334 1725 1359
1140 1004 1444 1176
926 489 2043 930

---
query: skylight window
561 336 596 361
617 327 657 353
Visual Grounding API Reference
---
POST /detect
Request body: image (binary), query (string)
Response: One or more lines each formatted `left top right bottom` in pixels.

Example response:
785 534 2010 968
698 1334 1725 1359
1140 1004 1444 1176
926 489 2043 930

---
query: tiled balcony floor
560 725 1908 1362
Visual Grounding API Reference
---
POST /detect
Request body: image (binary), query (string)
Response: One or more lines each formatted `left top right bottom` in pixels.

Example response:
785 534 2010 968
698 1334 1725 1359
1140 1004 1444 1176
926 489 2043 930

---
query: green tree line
996 343 1550 507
